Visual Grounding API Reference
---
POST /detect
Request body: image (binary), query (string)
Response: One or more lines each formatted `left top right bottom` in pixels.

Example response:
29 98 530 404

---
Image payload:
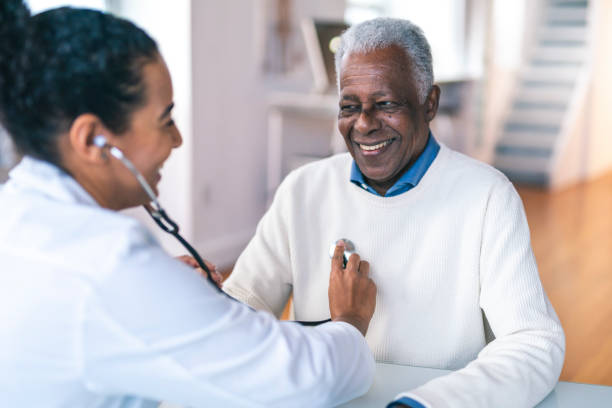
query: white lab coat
0 157 374 408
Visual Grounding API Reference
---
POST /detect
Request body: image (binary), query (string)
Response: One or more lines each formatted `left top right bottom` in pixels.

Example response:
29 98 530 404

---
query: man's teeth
360 140 392 151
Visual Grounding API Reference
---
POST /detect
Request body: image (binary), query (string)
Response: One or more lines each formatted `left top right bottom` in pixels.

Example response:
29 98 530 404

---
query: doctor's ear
68 113 110 164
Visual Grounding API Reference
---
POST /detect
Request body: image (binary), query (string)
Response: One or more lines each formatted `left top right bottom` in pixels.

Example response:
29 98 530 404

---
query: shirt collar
350 132 440 197
7 156 99 207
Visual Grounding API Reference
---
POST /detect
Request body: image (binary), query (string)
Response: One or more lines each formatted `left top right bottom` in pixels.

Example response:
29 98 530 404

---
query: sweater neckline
344 144 451 207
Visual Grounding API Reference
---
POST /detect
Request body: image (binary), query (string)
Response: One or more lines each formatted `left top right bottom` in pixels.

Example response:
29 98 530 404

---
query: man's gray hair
335 17 434 103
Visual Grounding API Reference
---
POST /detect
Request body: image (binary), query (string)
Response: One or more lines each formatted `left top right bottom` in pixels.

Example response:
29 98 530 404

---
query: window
26 0 106 14
345 0 472 81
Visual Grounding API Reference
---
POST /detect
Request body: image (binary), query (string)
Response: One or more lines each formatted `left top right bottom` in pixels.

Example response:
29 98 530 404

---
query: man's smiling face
338 45 438 195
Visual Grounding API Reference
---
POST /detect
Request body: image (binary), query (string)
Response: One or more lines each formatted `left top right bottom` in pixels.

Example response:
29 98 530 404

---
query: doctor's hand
328 244 376 337
176 255 223 288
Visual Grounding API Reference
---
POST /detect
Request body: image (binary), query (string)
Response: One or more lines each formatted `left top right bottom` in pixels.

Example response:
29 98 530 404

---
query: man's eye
376 101 397 109
166 118 175 127
340 105 360 113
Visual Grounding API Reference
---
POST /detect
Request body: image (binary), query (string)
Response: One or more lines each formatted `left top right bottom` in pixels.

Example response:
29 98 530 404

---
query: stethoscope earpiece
93 135 110 161
93 134 108 148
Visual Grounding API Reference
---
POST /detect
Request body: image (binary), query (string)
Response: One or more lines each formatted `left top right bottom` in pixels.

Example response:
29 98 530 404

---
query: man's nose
353 105 381 135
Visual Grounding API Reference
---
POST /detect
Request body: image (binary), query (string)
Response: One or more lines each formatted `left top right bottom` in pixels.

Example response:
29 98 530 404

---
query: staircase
493 0 591 187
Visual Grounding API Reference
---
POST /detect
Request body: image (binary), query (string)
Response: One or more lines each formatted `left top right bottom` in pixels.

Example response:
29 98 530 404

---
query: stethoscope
328 239 355 268
93 134 337 326
92 135 219 286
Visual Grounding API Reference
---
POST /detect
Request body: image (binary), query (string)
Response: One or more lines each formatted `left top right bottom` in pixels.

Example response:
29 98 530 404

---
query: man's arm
388 181 565 408
223 175 296 316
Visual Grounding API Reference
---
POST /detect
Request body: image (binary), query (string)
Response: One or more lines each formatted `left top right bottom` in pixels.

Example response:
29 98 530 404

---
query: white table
161 362 612 407
339 362 612 407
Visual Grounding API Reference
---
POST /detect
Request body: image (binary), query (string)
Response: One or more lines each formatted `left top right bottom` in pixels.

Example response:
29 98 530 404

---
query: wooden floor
517 171 612 386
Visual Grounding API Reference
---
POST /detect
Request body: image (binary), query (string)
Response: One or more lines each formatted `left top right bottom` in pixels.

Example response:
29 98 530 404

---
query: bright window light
26 0 106 14
345 0 468 81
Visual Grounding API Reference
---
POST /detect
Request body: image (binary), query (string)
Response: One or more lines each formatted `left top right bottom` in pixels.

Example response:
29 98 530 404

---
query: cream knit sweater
224 144 565 407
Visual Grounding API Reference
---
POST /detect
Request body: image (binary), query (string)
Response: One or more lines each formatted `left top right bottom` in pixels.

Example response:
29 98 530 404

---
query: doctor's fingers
203 259 217 273
345 252 362 273
197 268 223 288
176 255 217 273
357 260 370 277
176 254 199 268
332 243 347 271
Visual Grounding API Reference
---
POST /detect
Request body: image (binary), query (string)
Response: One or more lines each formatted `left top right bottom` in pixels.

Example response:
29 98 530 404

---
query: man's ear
424 84 440 123
68 113 108 163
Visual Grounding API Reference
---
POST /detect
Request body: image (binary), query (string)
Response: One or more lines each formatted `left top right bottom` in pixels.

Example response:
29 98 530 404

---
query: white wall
585 0 612 178
477 0 528 163
190 0 345 267
552 0 612 188
191 0 268 265
113 0 194 255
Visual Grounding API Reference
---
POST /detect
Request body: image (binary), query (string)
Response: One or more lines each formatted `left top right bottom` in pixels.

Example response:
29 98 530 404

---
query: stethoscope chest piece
328 238 356 268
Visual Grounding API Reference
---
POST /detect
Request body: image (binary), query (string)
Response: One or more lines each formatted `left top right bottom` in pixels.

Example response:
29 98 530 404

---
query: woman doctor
0 2 377 407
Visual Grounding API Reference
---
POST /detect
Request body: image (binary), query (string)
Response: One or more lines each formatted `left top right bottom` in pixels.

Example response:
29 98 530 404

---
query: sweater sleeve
223 174 295 316
390 181 565 408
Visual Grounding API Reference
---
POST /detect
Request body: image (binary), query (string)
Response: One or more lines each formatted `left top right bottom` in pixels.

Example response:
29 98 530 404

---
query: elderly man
224 18 564 407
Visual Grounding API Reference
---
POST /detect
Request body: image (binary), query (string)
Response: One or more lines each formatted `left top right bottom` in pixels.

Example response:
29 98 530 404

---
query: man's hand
328 244 376 336
176 255 223 288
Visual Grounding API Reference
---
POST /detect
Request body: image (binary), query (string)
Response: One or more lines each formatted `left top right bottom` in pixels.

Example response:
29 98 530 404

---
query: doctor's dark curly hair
0 0 159 165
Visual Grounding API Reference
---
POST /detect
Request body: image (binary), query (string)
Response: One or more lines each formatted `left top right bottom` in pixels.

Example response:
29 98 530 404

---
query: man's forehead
340 73 392 94
341 45 411 70
339 46 414 93
340 48 412 85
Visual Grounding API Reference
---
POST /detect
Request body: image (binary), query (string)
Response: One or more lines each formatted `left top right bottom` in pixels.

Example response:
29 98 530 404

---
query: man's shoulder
292 152 352 174
283 153 352 188
438 144 511 189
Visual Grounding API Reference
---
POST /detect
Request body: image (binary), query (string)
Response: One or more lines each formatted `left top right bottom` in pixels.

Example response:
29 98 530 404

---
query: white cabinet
266 91 345 203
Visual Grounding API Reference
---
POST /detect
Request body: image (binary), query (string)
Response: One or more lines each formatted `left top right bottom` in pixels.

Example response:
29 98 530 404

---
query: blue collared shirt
350 133 440 197
386 397 427 408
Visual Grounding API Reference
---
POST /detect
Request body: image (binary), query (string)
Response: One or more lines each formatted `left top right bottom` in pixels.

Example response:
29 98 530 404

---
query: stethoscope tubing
94 135 330 326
